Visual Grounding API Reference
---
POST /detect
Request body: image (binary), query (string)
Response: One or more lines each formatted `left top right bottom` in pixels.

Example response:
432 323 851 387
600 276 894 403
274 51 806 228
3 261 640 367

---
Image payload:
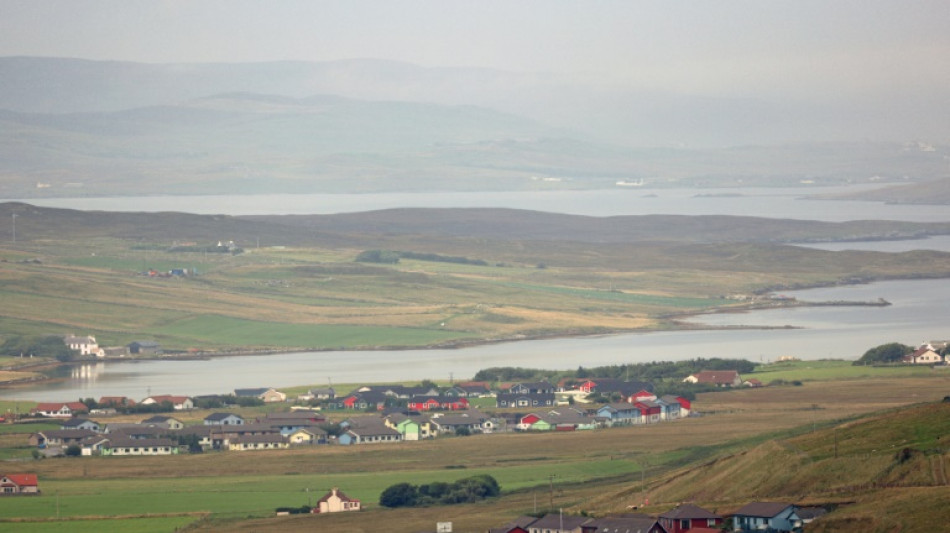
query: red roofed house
683 370 742 387
633 401 662 424
140 395 194 410
673 396 692 416
902 345 943 365
1 474 39 494
98 396 136 408
313 487 361 513
629 389 658 403
658 503 723 533
407 396 469 411
31 402 88 418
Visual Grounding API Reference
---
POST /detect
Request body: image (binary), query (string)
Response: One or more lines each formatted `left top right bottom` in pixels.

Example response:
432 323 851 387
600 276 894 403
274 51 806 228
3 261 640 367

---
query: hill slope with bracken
583 401 950 532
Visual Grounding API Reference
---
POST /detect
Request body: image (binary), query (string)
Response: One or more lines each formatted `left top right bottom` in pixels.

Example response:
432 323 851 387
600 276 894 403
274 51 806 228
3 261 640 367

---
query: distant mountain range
1 57 947 198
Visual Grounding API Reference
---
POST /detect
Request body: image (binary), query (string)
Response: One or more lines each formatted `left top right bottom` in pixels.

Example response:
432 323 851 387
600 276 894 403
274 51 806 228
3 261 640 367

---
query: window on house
681 519 690 529
707 519 717 527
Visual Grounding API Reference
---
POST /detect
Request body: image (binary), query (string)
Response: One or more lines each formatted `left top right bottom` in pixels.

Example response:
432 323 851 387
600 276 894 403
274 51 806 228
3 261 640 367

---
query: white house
314 487 361 513
63 335 104 357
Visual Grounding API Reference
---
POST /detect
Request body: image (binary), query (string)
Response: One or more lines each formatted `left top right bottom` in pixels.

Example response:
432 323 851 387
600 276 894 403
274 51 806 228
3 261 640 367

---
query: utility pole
549 474 556 512
11 213 17 243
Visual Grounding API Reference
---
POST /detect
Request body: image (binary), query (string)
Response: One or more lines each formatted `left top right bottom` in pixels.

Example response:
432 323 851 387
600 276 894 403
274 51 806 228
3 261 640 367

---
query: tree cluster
355 249 488 266
379 475 500 508
853 342 914 366
474 358 755 385
0 335 73 361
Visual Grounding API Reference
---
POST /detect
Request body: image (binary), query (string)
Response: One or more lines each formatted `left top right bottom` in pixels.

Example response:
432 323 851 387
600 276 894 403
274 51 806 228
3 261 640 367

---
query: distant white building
313 487 361 514
64 335 104 357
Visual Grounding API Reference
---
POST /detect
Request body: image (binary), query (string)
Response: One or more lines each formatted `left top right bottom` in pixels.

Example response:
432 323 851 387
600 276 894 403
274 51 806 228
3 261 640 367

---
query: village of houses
8 369 835 532
5 337 948 531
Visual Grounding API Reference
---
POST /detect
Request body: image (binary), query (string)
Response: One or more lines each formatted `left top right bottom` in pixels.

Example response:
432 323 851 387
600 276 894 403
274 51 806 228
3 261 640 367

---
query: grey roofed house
263 410 325 423
213 423 282 436
61 418 100 431
229 433 288 445
106 436 177 449
107 425 170 439
489 515 540 533
128 340 162 354
140 415 184 429
30 429 99 447
732 502 800 533
509 381 555 394
497 392 556 408
203 412 245 425
305 387 335 399
542 408 598 428
658 503 720 521
528 513 590 532
582 513 667 533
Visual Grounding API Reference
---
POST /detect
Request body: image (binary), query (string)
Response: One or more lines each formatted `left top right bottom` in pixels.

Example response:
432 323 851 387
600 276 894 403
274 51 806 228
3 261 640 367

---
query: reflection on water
70 363 104 382
43 362 105 381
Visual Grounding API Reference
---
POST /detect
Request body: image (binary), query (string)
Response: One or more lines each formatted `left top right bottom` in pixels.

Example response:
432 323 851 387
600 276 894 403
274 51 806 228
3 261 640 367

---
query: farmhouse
313 487 361 513
0 474 39 495
902 345 943 365
63 335 103 357
684 370 742 387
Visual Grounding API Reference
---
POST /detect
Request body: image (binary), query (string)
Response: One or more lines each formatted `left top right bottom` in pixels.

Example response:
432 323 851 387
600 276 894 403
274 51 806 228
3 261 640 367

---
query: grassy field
0 373 947 531
751 359 949 382
2 205 950 353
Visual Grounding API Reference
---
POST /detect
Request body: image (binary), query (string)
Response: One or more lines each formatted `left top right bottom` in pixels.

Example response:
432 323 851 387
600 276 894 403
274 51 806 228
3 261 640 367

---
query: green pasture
752 359 946 382
0 516 198 533
152 315 469 349
0 457 640 520
0 421 55 436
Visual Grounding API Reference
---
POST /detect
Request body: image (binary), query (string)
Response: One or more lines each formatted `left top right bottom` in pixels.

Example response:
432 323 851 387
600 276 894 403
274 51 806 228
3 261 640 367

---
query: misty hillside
3 56 949 149
2 57 949 198
6 203 950 247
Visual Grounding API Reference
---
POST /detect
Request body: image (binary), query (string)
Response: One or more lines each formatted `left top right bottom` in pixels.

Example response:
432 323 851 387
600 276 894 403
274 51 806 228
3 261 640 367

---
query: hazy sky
2 0 948 101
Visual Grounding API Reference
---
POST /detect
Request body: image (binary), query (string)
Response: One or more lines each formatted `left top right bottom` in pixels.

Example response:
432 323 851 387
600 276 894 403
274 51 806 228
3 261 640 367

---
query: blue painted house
732 502 801 532
596 402 641 426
